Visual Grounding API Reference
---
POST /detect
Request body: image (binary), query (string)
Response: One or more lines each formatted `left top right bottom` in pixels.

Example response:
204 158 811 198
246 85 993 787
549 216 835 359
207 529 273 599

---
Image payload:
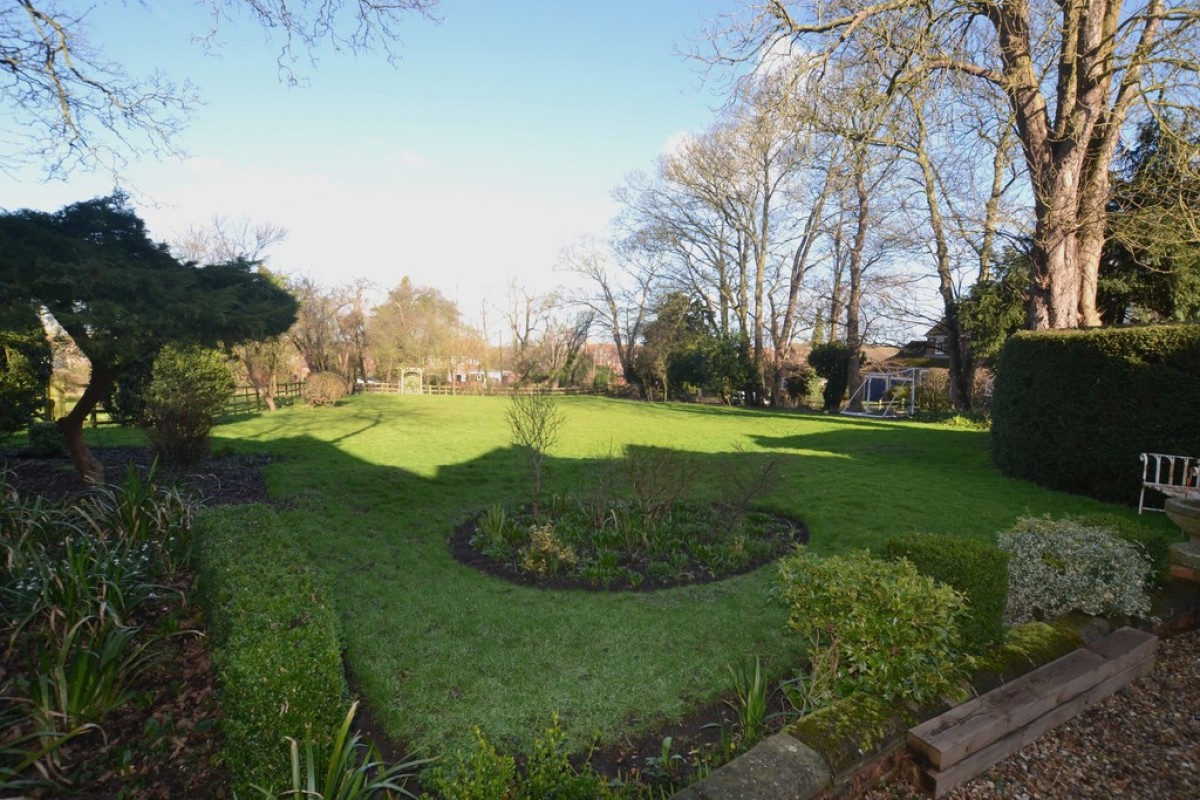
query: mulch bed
1 447 275 506
449 513 808 592
1 446 274 799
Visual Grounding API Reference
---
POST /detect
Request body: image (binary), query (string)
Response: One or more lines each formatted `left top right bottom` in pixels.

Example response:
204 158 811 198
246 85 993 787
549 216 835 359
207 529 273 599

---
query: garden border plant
195 503 352 795
0 465 199 793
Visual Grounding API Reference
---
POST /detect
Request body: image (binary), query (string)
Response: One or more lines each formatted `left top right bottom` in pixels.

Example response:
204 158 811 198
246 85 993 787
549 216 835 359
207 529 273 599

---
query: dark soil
1 446 271 799
1 446 275 506
450 513 808 592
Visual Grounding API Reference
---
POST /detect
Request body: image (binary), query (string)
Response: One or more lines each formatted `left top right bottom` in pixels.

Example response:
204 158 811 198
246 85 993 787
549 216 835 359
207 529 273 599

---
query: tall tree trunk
912 101 974 409
844 148 869 412
57 366 117 485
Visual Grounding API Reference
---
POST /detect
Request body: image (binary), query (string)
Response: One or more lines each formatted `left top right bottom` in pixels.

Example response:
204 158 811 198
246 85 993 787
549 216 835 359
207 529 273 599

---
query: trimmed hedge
195 504 348 795
880 533 1009 653
990 324 1200 504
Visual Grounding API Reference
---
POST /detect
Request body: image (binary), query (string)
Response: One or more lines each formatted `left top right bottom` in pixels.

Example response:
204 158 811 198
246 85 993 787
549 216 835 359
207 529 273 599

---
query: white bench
1139 452 1200 514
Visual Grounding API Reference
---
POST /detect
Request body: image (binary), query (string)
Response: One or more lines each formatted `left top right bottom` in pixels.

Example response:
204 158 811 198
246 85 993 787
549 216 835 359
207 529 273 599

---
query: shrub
195 505 347 795
881 533 1009 653
304 372 348 407
808 341 856 412
0 308 51 439
518 523 577 575
776 548 968 707
991 324 1200 503
423 716 619 800
142 344 234 464
999 515 1153 624
1068 512 1177 587
25 421 66 457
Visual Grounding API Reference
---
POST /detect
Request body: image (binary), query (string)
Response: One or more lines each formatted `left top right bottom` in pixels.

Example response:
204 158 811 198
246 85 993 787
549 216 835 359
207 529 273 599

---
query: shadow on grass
201 410 1140 760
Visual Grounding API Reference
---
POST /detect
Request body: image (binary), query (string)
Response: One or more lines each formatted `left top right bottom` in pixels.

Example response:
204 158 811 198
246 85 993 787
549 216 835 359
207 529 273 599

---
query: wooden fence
362 383 602 397
225 381 305 414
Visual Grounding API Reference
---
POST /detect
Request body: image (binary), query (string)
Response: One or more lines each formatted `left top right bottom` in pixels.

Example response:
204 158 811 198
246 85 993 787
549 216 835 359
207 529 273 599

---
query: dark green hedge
880 533 1009 653
195 504 348 795
990 324 1200 504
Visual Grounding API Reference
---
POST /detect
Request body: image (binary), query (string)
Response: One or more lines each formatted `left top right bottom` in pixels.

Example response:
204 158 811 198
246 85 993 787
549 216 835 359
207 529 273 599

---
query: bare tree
716 0 1200 329
2 0 440 178
559 236 656 396
170 216 296 411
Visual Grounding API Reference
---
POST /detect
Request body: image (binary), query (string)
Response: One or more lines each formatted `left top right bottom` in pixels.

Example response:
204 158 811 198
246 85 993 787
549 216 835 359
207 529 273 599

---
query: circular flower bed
452 499 807 591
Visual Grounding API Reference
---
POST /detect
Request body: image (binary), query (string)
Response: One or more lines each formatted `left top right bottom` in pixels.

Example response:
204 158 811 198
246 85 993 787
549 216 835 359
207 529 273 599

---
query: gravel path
869 628 1200 800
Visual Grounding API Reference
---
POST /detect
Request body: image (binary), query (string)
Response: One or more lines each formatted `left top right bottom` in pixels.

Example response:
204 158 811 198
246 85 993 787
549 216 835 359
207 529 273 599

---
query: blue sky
2 0 738 322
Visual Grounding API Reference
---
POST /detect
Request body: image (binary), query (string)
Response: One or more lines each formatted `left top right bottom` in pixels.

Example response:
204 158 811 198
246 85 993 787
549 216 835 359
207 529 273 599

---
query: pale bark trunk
845 150 869 412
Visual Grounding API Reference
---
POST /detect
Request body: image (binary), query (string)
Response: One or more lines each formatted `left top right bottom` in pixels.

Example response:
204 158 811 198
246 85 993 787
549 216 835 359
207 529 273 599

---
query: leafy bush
808 341 856 412
1068 512 1177 587
991 324 1200 503
423 716 620 800
195 504 348 795
24 421 66 458
142 344 234 464
251 701 426 800
519 523 577 575
999 515 1153 624
0 306 51 439
881 533 1009 652
305 372 348 407
776 548 968 707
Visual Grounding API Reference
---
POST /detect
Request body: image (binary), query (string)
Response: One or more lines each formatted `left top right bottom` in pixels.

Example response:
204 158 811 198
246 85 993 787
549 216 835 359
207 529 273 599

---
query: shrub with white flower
999 515 1152 624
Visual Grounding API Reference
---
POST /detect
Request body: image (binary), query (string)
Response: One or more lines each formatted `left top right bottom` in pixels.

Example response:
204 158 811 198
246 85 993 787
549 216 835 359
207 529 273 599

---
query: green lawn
181 394 1154 755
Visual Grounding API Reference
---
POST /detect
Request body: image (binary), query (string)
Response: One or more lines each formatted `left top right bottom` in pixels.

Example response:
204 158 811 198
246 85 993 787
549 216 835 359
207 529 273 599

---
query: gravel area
868 627 1200 800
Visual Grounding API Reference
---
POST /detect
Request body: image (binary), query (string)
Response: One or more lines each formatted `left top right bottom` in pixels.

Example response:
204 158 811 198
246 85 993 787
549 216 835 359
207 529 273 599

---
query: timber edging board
907 627 1157 798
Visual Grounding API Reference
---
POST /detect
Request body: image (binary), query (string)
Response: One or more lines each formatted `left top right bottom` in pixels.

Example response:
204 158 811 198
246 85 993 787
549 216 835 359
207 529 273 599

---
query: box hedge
990 324 1200 504
880 533 1009 653
195 504 348 795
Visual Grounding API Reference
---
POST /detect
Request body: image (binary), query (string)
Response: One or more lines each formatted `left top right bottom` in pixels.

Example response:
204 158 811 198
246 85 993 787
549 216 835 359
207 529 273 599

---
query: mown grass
81 394 1164 756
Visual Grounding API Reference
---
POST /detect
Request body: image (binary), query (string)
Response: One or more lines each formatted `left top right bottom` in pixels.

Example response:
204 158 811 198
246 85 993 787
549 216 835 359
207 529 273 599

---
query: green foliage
1101 115 1200 324
1067 512 1176 587
957 248 1029 366
726 657 770 748
24 421 66 458
0 467 196 789
808 341 855 412
781 363 817 406
475 500 798 589
24 618 156 733
999 515 1153 624
103 357 154 427
668 331 755 402
0 302 51 438
423 717 620 800
776 548 969 706
194 505 348 795
880 533 1009 653
251 701 426 800
0 194 297 479
991 324 1200 503
305 371 349 406
142 344 234 464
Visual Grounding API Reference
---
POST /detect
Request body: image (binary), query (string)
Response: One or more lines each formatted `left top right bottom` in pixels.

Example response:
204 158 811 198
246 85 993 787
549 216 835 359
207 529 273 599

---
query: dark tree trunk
56 365 118 485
